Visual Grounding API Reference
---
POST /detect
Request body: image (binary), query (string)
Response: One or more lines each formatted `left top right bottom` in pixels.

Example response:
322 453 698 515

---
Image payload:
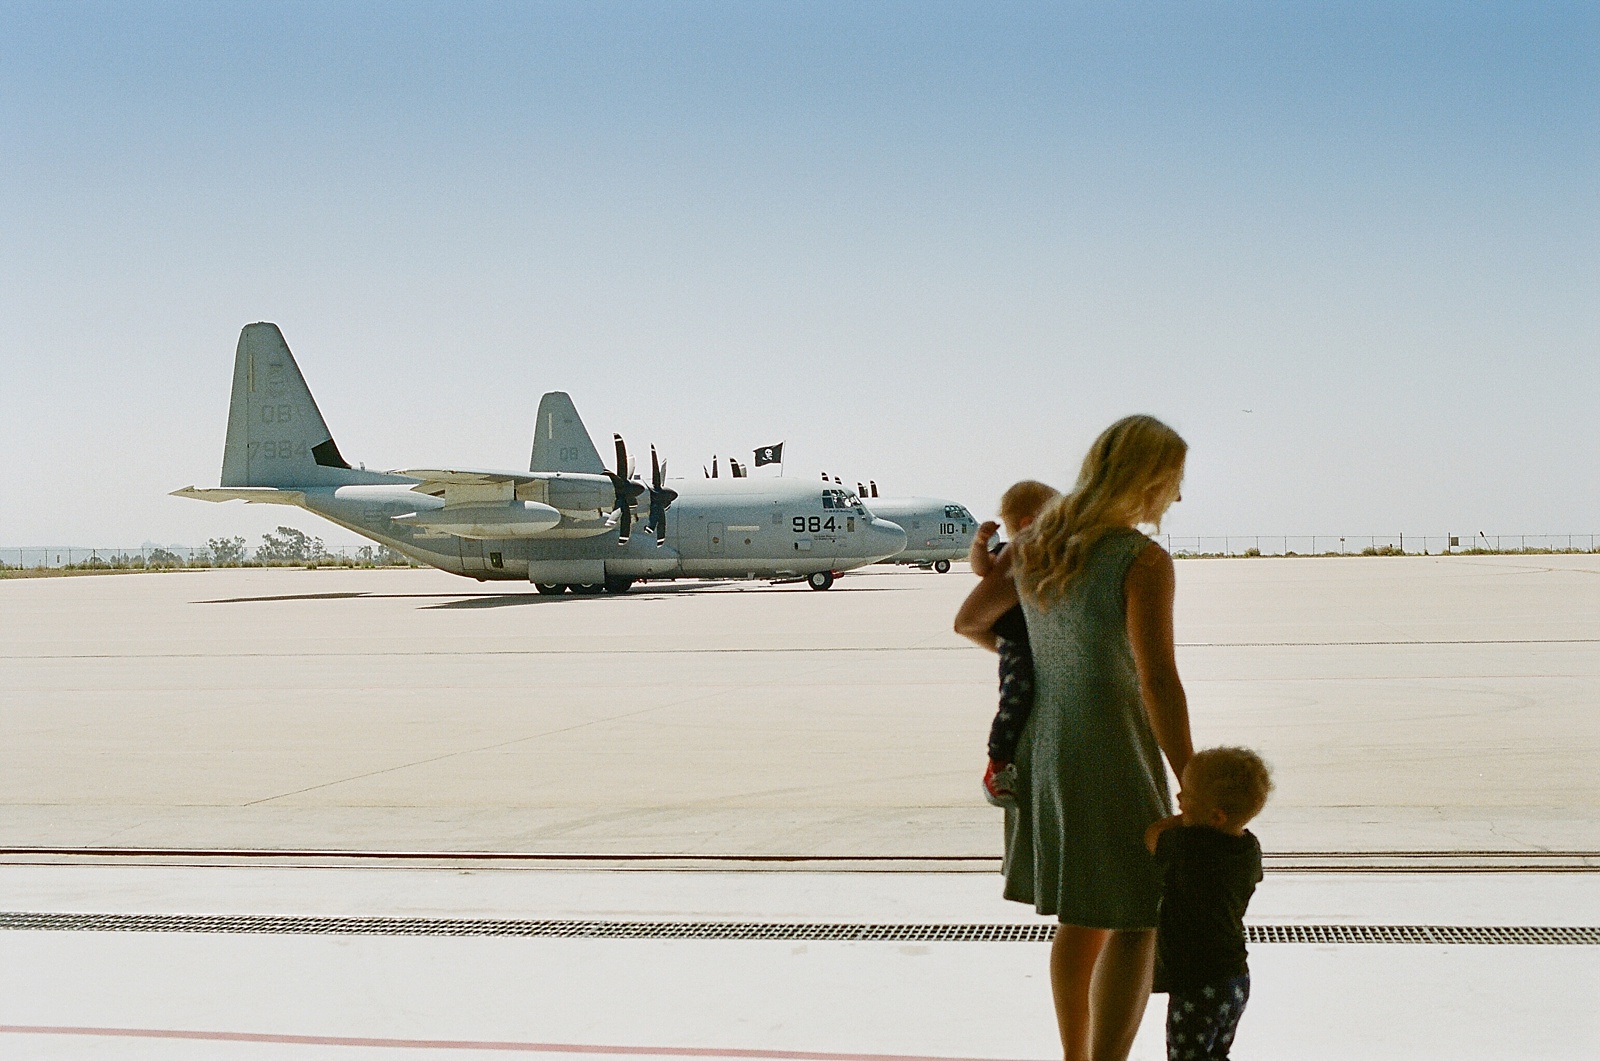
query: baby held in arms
968 479 1058 807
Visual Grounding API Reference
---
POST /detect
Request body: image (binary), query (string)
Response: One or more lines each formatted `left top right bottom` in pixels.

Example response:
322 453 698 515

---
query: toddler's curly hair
1186 746 1274 823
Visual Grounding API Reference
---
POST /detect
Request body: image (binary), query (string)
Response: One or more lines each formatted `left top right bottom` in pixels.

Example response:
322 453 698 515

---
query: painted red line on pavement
0 1025 1030 1061
0 848 994 861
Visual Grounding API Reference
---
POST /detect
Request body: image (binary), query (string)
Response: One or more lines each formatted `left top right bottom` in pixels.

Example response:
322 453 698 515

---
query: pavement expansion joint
5 848 1597 873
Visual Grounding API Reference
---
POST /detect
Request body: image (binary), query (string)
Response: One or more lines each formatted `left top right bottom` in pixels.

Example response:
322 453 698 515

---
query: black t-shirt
991 602 1028 644
1152 825 1263 993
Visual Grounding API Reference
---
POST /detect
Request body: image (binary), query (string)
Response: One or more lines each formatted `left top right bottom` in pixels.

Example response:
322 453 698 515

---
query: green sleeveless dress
1003 527 1172 928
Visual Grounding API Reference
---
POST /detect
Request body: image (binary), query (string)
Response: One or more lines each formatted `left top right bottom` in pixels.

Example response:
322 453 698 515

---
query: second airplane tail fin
529 391 606 474
220 323 361 488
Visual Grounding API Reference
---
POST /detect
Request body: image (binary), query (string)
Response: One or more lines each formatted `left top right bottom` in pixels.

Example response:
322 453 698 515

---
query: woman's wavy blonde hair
1014 415 1187 609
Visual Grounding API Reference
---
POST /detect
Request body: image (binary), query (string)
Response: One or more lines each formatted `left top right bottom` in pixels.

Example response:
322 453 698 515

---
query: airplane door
458 536 488 576
708 522 724 555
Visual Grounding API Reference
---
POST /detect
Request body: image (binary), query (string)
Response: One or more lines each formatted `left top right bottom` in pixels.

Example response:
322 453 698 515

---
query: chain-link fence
1162 533 1599 558
4 533 1597 571
1 543 413 571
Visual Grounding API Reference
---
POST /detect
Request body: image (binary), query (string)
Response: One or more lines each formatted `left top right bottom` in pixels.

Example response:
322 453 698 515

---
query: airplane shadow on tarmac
197 583 899 608
428 583 902 608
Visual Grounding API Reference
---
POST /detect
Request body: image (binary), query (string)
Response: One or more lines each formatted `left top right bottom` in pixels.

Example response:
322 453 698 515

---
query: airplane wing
170 486 307 505
392 468 545 498
394 466 617 530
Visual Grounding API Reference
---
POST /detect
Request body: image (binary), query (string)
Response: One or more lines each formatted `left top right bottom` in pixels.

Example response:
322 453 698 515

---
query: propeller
869 480 879 498
712 456 719 478
645 445 679 544
607 434 647 544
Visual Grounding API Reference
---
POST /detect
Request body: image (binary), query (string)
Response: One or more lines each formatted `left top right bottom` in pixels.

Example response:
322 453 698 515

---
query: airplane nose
870 518 907 558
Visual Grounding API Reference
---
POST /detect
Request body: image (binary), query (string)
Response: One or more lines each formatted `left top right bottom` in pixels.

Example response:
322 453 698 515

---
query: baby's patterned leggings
1165 973 1250 1061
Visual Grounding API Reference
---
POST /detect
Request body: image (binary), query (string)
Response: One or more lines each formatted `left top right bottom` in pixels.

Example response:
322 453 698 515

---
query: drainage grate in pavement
1247 923 1597 945
1 912 1594 945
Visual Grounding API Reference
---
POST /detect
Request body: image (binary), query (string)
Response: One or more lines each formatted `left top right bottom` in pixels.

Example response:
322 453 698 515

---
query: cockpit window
944 505 970 520
823 488 863 510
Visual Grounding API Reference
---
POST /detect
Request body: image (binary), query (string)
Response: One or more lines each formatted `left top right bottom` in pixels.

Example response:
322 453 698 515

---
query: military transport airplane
864 496 972 572
865 495 979 572
825 478 979 573
173 323 907 592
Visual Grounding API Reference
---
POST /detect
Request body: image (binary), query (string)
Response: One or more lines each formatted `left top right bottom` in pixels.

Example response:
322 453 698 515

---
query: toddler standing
1144 746 1273 1061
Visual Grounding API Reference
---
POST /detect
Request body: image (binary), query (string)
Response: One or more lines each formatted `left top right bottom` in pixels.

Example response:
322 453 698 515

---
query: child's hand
1144 813 1182 853
970 521 1002 576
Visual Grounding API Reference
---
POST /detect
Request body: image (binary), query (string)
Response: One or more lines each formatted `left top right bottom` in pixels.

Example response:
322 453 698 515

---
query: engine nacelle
394 501 561 539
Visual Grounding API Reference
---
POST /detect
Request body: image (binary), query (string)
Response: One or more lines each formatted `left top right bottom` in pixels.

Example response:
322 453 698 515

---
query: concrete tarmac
3 556 1597 856
0 864 1595 1060
3 557 1597 1059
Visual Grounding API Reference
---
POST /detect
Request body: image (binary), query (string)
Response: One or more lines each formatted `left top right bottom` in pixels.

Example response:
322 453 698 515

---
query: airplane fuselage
292 477 906 584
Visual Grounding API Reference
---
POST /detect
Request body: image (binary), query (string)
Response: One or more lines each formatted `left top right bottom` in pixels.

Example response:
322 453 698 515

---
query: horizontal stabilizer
170 486 307 506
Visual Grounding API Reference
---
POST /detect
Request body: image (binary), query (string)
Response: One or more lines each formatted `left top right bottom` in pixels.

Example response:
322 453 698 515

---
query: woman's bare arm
1125 544 1193 780
954 548 1020 652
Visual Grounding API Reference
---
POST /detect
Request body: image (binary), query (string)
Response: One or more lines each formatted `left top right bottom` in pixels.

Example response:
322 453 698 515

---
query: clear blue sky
3 1 1596 547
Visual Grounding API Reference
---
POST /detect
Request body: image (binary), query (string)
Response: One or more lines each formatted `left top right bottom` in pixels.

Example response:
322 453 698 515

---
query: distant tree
256 526 325 564
356 543 409 566
207 536 248 566
148 547 185 568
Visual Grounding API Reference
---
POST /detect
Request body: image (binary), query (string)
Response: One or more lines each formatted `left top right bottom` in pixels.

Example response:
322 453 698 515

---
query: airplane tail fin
529 392 605 474
220 323 361 488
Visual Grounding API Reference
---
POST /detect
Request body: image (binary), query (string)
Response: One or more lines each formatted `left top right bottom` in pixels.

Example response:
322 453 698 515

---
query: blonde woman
954 415 1194 1061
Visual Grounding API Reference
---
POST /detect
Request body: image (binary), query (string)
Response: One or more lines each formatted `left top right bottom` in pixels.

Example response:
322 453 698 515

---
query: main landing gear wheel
603 576 634 594
533 583 568 596
571 583 605 596
933 559 951 574
807 571 835 591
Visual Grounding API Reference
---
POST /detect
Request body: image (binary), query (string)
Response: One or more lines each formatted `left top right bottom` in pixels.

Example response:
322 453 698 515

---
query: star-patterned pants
1165 973 1250 1061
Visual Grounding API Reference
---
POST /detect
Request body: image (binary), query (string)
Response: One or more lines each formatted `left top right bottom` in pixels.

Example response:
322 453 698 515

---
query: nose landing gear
807 570 836 591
